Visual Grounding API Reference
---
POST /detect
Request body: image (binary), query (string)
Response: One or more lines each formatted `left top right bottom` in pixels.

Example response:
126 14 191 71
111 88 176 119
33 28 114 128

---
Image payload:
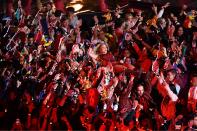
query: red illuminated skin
99 0 108 12
86 88 99 108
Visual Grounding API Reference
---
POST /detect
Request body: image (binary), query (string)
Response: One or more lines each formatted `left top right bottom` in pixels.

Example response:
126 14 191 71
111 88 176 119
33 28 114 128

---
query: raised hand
87 48 98 59
162 2 170 9
158 71 165 84
72 44 80 54
152 60 159 75
182 4 188 10
128 74 135 86
93 16 99 25
54 73 61 81
152 4 157 14
112 77 119 87
43 92 51 105
114 94 119 102
163 57 171 70
18 0 22 8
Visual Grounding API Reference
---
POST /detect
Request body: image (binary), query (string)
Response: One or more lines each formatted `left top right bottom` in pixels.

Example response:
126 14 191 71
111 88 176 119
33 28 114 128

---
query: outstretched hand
162 2 170 9
152 4 157 14
88 48 98 59
93 16 99 25
152 60 159 75
18 0 22 8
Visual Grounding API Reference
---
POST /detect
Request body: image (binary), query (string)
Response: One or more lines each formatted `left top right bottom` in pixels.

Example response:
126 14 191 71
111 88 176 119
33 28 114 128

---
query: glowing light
67 4 83 12
75 10 94 14
70 0 83 4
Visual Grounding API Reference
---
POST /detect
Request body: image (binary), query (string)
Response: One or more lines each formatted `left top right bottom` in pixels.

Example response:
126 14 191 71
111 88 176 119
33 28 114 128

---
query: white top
188 86 197 100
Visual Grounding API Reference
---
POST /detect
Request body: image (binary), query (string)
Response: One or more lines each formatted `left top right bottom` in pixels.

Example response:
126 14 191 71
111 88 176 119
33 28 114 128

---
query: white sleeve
157 8 164 18
165 84 178 101
175 84 181 95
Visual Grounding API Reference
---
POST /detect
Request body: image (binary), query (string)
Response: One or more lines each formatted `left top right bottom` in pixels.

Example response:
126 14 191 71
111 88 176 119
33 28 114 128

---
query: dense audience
0 1 197 130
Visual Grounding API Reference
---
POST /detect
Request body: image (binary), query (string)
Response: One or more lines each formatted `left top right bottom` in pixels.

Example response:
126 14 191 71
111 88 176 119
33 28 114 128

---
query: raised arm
157 2 170 18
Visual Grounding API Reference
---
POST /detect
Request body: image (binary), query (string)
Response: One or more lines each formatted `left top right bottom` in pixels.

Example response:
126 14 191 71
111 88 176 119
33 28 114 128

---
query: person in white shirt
187 75 197 113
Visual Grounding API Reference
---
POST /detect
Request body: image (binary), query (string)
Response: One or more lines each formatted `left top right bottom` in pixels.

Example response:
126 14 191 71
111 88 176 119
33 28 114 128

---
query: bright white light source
67 4 83 12
70 0 83 4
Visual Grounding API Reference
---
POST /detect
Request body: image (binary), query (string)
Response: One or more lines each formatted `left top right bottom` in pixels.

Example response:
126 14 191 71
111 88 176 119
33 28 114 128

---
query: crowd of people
0 0 197 130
